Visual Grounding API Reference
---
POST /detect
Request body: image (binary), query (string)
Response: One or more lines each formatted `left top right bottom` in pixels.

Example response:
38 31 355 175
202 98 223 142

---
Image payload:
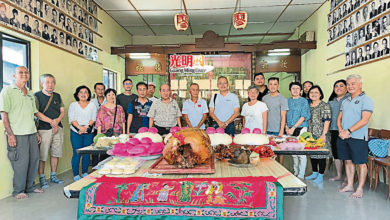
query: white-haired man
337 74 374 198
35 74 65 188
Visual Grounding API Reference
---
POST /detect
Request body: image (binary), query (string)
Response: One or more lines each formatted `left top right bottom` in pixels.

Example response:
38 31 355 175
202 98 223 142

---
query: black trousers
311 158 326 174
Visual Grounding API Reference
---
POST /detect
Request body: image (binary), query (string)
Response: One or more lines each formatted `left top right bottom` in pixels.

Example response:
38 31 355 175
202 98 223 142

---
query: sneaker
81 173 89 178
50 175 64 184
313 174 324 184
73 175 82 181
305 172 319 180
39 177 49 189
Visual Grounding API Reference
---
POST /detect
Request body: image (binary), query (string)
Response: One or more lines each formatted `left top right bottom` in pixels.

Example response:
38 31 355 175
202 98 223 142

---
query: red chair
373 129 390 199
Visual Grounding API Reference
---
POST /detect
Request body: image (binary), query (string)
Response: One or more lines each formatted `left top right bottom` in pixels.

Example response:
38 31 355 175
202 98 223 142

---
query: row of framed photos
0 1 98 62
344 13 389 49
9 0 98 32
328 0 390 43
344 35 389 66
329 0 370 27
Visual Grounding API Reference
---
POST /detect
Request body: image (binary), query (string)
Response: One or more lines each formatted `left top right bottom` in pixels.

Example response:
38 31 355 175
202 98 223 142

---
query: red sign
174 13 189 31
233 11 248 30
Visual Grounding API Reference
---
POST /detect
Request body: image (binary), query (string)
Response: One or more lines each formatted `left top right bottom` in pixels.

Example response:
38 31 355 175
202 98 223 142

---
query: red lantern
233 11 248 30
174 13 189 31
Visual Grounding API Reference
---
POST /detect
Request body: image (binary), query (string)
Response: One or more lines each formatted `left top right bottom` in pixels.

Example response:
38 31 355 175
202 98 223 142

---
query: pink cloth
95 105 126 135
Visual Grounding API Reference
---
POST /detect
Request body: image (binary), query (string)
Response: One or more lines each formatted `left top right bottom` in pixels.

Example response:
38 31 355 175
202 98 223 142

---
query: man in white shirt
147 82 158 102
182 83 208 129
91 83 106 109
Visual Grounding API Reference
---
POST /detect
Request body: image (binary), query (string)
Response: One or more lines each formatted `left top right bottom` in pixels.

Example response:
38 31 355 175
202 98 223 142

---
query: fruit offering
298 132 325 148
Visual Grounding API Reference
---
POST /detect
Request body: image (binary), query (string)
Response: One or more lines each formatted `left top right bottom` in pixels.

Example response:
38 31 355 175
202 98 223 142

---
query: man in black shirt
381 38 390 56
357 48 364 63
22 15 32 33
117 79 138 133
372 41 380 58
370 2 377 19
42 24 50 41
51 28 58 44
35 74 65 188
364 44 372 61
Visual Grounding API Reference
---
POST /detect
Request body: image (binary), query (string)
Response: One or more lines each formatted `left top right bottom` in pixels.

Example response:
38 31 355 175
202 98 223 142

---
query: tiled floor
0 157 389 220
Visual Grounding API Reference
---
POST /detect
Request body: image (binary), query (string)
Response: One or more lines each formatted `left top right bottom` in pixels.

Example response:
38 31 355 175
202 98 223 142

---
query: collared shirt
209 92 240 122
128 98 153 133
0 84 38 135
91 97 107 110
149 96 158 102
147 98 182 127
340 92 374 140
328 95 348 130
182 98 209 129
286 97 310 128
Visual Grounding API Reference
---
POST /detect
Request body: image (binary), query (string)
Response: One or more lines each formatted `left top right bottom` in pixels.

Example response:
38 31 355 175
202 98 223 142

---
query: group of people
0 66 373 200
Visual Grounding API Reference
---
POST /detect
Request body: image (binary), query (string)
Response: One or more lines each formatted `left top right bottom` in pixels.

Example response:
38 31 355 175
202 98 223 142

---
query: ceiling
95 0 326 44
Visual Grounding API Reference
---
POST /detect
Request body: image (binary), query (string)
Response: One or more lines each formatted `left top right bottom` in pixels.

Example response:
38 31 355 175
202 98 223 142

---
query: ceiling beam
258 0 293 43
127 0 156 36
221 32 293 38
181 0 193 35
111 40 316 54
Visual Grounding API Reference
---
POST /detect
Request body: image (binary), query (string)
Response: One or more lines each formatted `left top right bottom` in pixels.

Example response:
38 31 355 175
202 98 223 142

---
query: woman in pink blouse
96 89 126 135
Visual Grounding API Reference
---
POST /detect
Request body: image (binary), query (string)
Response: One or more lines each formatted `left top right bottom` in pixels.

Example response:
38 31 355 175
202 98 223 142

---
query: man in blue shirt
127 82 152 133
337 74 374 199
182 83 208 129
209 76 240 135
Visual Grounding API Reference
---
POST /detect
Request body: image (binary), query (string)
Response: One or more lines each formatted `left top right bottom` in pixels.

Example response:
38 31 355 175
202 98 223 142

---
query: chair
373 129 390 199
368 128 381 190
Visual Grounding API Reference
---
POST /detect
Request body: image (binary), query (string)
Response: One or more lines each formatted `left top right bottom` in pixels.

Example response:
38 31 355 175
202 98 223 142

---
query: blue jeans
212 122 236 136
267 131 280 136
70 130 93 176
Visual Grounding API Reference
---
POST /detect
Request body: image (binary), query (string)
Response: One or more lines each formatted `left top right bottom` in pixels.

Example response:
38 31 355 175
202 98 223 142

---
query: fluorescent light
130 53 151 59
268 52 291 56
268 48 290 52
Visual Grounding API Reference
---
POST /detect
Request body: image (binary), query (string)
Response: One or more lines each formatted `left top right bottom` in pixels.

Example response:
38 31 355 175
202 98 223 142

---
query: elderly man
337 74 374 198
182 83 209 129
209 76 240 136
127 82 153 133
91 82 106 109
262 77 289 136
0 66 43 199
35 74 65 188
148 84 181 135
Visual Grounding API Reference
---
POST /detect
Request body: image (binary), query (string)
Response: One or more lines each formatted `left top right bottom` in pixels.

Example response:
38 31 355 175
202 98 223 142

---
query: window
103 69 117 90
0 33 31 90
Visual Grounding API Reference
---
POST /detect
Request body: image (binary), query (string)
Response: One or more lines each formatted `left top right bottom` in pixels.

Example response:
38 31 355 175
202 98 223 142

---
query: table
64 157 306 199
273 147 330 165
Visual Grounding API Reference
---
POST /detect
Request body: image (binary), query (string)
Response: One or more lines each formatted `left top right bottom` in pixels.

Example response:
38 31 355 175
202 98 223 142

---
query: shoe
305 172 319 180
313 174 324 184
81 173 89 178
39 176 49 189
50 175 64 184
73 175 82 181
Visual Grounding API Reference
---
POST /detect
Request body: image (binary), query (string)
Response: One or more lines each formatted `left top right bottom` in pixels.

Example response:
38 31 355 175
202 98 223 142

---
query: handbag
104 104 117 137
35 94 54 128
207 94 218 127
368 138 390 158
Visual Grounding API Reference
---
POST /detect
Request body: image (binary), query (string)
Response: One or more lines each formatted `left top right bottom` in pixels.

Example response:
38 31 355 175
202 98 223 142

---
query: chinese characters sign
169 54 214 73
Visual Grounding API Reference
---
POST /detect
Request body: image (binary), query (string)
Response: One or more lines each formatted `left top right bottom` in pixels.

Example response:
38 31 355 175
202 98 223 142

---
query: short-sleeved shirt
328 95 348 131
286 97 310 128
262 93 289 133
241 101 268 131
209 92 240 122
34 91 64 130
91 97 107 110
116 93 138 113
128 98 153 133
149 96 158 102
96 105 126 135
0 84 38 135
147 98 182 128
68 102 97 133
182 98 209 129
340 92 374 140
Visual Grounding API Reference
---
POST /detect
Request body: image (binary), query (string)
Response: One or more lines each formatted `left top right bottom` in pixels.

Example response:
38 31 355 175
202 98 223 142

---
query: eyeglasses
124 83 132 85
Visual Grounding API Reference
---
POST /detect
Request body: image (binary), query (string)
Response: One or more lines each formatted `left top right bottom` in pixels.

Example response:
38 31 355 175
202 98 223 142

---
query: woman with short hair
241 85 268 133
286 82 311 179
305 85 332 184
95 89 126 135
68 85 97 181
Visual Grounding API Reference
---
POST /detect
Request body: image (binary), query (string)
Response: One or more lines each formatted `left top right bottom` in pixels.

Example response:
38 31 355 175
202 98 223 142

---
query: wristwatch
347 128 352 134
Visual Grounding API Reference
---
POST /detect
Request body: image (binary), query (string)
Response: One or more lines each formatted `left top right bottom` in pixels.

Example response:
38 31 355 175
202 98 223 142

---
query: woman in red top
96 89 126 135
